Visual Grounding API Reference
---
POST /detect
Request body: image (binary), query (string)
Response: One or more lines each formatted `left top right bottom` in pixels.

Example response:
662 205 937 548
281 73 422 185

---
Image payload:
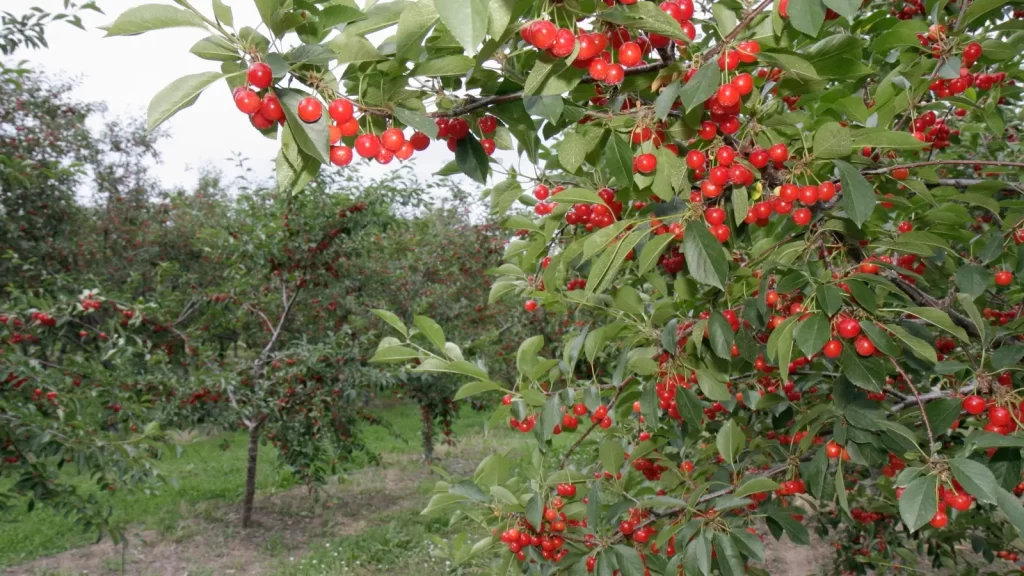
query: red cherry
354 133 381 158
898 221 913 233
527 20 557 50
686 149 706 170
551 28 576 58
698 121 717 140
247 62 273 90
375 148 394 165
250 112 273 130
749 148 769 168
712 224 730 243
588 58 609 81
837 317 861 339
995 271 1013 286
339 117 360 137
618 42 642 67
296 97 322 123
448 118 470 140
381 128 405 152
410 131 430 151
768 143 789 163
737 40 760 63
892 167 910 180
817 181 836 201
524 300 538 312
478 116 497 134
962 395 986 415
259 94 284 122
328 98 354 123
395 142 414 160
330 145 353 166
676 0 695 19
989 406 1012 426
234 89 261 115
635 153 657 174
963 42 982 62
823 339 843 359
854 335 875 356
481 138 496 156
792 207 812 226
717 84 740 106
605 63 625 85
716 146 735 166
826 441 842 458
705 207 727 226
929 509 948 529
732 72 754 95
798 186 819 205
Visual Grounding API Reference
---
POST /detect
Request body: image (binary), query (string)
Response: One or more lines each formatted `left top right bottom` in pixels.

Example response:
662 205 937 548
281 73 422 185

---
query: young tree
102 0 1024 573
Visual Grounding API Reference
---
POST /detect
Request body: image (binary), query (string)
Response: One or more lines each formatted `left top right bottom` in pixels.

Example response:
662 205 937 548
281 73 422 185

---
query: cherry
892 167 910 180
330 145 353 166
817 181 836 201
737 40 760 63
478 115 497 134
780 184 799 202
395 141 414 160
534 185 550 200
995 271 1013 286
234 89 261 115
686 149 706 170
676 0 695 20
619 520 635 535
297 97 322 123
711 224 730 243
963 42 982 62
259 94 284 122
709 166 730 186
716 146 735 166
524 300 538 312
717 84 740 106
823 339 843 359
481 138 496 156
798 186 819 205
854 335 875 356
410 131 431 151
929 509 948 529
837 317 861 339
768 143 789 163
381 128 405 152
247 62 273 90
250 112 273 129
962 395 986 415
618 42 642 67
339 117 360 137
898 221 913 233
705 207 727 226
329 125 342 144
859 261 879 274
328 98 354 123
551 28 576 58
732 72 754 95
448 118 470 140
826 441 842 458
526 20 557 49
605 64 625 85
989 406 1012 427
635 153 657 174
354 133 380 158
749 148 769 168
698 121 717 140
375 148 394 165
588 58 609 81
792 207 812 226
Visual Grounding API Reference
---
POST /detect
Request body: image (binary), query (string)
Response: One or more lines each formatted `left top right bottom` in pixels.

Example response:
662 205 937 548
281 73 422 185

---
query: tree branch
559 378 632 469
862 159 1024 175
890 358 934 450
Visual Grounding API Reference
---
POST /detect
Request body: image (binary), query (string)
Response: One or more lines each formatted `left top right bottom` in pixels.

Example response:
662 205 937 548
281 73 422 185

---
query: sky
21 0 497 192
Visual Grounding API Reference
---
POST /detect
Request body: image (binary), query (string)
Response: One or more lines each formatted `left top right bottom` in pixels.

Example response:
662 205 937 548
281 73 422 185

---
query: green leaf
370 344 422 362
899 474 938 532
435 0 490 54
147 71 227 132
552 188 607 205
455 135 490 184
996 487 1024 537
886 324 937 364
275 88 330 164
923 398 961 434
963 0 1015 27
678 65 718 112
708 312 734 360
789 0 826 37
766 315 799 381
901 307 970 342
677 386 704 425
655 82 680 120
455 380 504 400
604 132 634 189
840 348 885 392
949 457 999 504
189 35 239 61
652 146 686 201
836 466 850 516
822 0 859 21
525 493 543 530
487 0 519 37
764 507 811 544
489 485 519 506
732 529 766 562
329 35 386 64
275 123 318 195
413 315 447 352
993 346 1024 370
683 221 729 290
850 127 928 150
795 313 830 357
712 4 739 35
956 293 986 344
394 107 439 139
714 532 746 576
833 159 875 228
817 284 844 317
871 28 924 53
813 122 851 159
516 335 544 375
613 545 646 576
638 233 674 275
598 2 689 41
758 52 821 81
103 4 206 36
318 5 367 28
395 0 438 59
696 369 731 402
600 437 625 473
412 55 475 76
558 132 590 173
955 264 992 298
212 0 233 27
735 477 781 498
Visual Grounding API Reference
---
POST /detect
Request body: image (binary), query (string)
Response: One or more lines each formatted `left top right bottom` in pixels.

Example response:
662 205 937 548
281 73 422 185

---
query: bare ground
6 436 833 576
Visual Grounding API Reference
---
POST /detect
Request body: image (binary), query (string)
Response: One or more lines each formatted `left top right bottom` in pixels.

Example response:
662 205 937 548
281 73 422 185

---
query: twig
890 382 976 413
861 160 1024 175
702 0 775 64
890 358 934 451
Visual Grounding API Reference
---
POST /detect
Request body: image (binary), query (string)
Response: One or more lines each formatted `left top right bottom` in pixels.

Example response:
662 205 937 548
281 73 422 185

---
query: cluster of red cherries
961 394 1021 436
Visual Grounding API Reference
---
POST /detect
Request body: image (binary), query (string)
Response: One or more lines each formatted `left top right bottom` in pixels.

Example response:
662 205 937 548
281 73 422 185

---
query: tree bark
421 405 434 464
241 425 260 528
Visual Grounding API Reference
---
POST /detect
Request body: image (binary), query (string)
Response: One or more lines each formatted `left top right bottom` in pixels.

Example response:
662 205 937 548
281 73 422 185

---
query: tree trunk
421 405 434 464
241 425 260 528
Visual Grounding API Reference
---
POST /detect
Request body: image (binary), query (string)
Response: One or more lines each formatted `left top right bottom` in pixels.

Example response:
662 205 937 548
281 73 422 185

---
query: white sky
21 0 493 191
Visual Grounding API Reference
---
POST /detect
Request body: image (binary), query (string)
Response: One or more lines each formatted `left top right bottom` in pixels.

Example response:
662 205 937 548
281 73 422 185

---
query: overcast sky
21 0 491 192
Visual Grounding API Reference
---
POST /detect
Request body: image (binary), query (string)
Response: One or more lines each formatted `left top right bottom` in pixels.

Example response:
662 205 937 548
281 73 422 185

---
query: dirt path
5 455 435 576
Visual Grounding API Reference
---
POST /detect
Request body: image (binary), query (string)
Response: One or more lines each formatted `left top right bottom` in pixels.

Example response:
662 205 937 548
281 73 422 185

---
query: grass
0 399 495 569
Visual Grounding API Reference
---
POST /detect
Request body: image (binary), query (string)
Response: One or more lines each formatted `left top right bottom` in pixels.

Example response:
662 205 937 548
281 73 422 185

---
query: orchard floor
2 401 830 576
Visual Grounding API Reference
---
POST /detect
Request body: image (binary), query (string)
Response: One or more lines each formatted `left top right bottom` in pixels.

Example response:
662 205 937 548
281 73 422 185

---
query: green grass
0 399 495 568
